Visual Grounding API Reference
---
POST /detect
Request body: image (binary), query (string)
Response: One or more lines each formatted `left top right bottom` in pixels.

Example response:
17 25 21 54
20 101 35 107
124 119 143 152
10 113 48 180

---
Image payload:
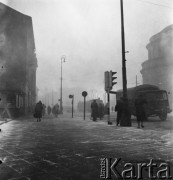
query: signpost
69 95 74 118
82 91 88 120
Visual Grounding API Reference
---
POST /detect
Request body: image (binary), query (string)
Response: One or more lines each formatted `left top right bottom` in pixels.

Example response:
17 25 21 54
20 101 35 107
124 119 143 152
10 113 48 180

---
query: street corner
0 119 11 125
0 118 12 125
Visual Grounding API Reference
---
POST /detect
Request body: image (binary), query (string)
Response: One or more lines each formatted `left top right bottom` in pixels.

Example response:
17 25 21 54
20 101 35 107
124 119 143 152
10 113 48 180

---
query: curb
0 118 13 126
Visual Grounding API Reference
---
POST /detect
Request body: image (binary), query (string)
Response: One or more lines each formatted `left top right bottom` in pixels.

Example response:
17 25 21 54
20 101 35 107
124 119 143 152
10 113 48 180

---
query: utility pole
120 0 127 98
120 0 131 126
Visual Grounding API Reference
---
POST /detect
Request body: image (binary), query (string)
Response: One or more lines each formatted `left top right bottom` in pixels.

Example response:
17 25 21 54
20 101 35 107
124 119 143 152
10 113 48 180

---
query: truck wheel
159 111 167 121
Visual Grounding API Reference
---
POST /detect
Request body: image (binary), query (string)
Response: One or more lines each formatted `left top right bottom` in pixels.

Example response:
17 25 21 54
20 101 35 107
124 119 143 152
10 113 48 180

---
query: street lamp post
60 55 66 114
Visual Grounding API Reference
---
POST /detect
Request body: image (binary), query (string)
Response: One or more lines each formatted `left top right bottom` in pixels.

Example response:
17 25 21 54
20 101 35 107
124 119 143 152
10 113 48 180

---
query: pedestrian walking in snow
34 101 43 122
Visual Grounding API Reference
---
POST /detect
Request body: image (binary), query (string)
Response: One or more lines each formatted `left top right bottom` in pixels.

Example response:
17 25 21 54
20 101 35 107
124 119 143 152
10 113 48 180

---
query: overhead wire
135 0 173 10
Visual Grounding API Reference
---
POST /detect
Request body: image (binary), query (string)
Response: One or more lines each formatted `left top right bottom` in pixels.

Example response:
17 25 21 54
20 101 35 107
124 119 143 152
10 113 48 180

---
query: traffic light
104 71 109 91
109 71 117 90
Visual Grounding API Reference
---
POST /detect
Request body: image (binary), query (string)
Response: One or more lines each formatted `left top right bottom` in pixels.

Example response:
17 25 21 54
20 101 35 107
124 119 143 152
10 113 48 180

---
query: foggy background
0 0 173 108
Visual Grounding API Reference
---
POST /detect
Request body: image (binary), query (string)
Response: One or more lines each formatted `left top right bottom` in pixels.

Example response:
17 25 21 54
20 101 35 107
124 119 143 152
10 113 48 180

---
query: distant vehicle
116 84 172 121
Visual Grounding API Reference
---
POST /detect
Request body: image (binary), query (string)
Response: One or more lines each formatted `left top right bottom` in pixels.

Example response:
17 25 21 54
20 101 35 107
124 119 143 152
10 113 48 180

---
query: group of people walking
90 100 105 121
34 101 60 122
90 94 147 128
35 95 147 127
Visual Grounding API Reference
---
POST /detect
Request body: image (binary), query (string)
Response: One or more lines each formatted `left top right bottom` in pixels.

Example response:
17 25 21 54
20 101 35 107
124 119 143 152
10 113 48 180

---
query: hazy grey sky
0 0 173 102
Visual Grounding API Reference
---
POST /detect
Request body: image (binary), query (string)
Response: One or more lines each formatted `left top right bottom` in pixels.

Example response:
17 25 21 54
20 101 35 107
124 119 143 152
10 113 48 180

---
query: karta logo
100 158 172 179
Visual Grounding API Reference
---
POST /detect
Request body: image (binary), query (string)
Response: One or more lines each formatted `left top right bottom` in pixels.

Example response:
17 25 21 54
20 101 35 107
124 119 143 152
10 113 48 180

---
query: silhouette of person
115 98 123 126
135 94 147 128
52 103 59 118
34 101 43 122
91 100 98 121
98 101 104 120
47 106 52 115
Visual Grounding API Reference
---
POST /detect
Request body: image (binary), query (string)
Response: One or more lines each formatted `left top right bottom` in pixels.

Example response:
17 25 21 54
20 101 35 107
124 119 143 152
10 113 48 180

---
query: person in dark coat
135 94 147 128
52 103 59 118
34 101 43 122
98 101 104 120
42 104 46 116
47 106 52 115
115 98 123 126
91 100 98 121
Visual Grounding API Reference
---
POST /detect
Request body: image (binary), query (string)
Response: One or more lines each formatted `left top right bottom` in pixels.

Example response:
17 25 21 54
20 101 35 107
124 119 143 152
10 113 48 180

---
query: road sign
82 91 88 97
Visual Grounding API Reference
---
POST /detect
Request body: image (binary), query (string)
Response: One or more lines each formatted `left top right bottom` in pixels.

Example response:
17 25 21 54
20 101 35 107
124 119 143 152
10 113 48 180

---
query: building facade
140 25 173 108
0 3 37 117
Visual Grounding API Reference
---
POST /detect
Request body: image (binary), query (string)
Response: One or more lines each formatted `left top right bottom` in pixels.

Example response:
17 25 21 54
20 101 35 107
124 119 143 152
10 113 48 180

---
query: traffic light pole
107 89 111 125
104 71 116 125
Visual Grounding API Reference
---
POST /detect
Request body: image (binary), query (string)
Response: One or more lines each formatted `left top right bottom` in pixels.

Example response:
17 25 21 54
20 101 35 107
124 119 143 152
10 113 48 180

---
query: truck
116 84 171 121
